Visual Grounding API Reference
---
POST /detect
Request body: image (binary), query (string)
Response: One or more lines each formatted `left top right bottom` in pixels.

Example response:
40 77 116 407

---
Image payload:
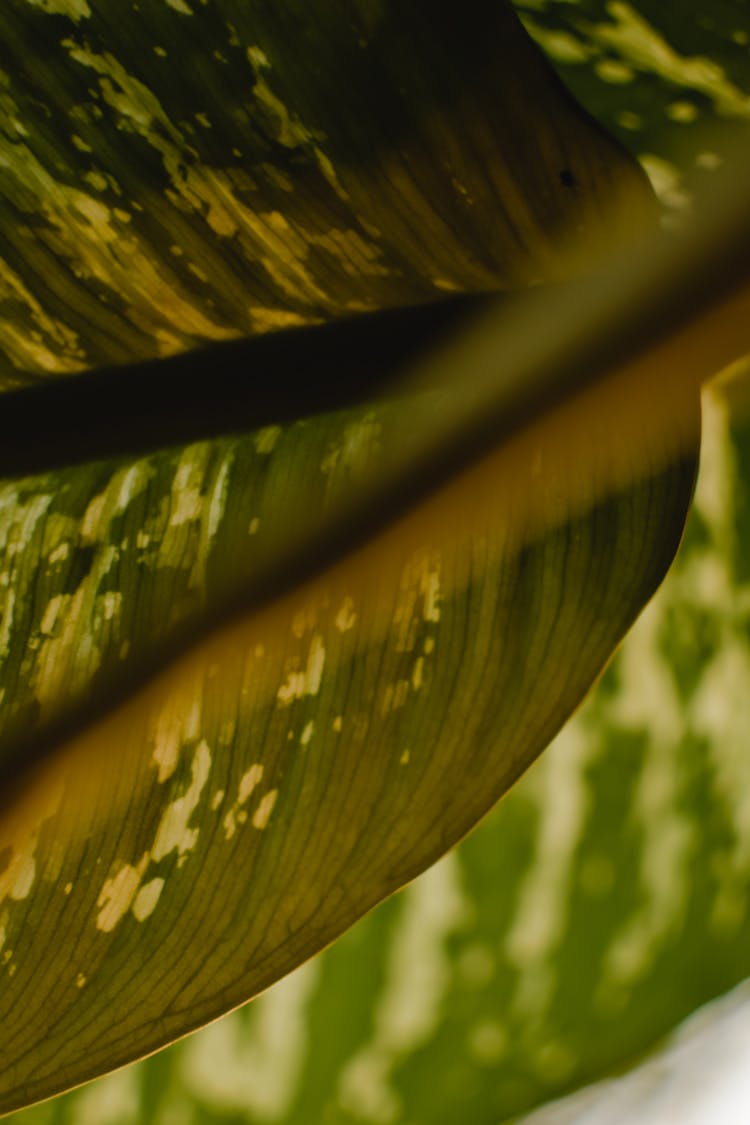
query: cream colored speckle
594 59 635 84
422 570 441 623
277 636 326 705
211 790 225 811
81 492 107 540
247 45 270 68
48 541 70 565
76 973 87 988
132 878 165 922
305 635 325 694
96 857 148 933
400 750 411 766
520 15 591 64
169 485 202 527
300 721 314 746
152 680 203 783
253 790 278 830
277 672 305 706
639 154 690 212
332 716 343 733
254 425 282 454
10 856 36 902
335 597 357 633
26 0 91 19
206 455 231 542
100 591 122 621
152 740 212 862
223 765 265 839
40 595 66 636
238 764 264 804
412 658 424 691
667 100 699 122
64 882 73 896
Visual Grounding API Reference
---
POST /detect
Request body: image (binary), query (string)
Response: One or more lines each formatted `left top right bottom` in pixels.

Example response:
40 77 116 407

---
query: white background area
522 981 750 1125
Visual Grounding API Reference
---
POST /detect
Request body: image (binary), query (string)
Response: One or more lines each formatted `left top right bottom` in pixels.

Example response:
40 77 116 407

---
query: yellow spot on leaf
40 595 66 636
335 597 357 633
96 856 148 933
152 740 212 861
277 635 326 705
26 0 91 20
223 764 264 840
239 764 264 804
132 878 165 922
252 790 278 831
254 426 282 454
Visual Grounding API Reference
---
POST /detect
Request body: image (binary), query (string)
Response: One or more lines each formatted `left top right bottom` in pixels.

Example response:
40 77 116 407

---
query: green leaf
1 0 747 1119
0 0 651 387
0 271 704 1110
5 388 750 1124
519 0 750 200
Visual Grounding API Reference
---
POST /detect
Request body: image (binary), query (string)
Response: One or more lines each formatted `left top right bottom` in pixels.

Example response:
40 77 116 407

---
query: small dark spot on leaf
559 169 576 188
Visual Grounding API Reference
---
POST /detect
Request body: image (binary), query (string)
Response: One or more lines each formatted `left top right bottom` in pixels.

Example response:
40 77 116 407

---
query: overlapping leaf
0 0 747 1119
0 0 651 387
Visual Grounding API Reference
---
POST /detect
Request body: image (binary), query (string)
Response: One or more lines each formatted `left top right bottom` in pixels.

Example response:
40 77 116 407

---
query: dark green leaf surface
0 0 651 388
